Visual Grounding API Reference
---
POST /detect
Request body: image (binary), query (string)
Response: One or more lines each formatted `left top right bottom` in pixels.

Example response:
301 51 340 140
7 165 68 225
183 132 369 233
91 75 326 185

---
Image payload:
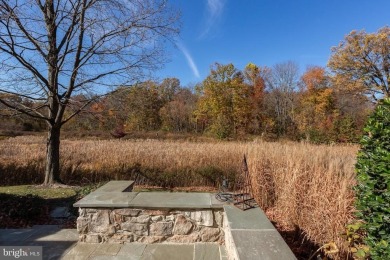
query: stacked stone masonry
77 208 224 244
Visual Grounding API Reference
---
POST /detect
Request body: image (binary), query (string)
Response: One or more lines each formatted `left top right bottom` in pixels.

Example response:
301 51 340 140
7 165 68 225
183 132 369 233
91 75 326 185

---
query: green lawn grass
0 185 77 199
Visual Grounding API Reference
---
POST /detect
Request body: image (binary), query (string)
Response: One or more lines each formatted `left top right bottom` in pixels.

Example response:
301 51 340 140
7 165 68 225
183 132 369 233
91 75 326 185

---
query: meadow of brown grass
0 135 358 257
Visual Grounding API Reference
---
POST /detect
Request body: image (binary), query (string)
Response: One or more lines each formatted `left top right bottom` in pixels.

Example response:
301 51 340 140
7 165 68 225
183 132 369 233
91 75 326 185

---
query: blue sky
158 0 390 86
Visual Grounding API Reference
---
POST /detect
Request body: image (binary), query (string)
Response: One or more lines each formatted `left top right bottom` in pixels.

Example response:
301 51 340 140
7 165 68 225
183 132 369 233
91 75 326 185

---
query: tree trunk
44 125 62 185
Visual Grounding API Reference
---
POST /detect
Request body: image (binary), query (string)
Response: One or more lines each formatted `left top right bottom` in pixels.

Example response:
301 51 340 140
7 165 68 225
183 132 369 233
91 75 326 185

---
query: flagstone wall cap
73 181 227 209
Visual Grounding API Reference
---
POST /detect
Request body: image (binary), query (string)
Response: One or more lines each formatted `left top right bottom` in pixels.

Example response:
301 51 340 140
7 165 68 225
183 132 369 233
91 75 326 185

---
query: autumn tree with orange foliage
295 66 337 142
243 63 269 134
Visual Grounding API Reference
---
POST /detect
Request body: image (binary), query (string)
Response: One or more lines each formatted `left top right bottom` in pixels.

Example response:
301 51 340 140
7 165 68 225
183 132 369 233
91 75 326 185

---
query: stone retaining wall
77 208 224 244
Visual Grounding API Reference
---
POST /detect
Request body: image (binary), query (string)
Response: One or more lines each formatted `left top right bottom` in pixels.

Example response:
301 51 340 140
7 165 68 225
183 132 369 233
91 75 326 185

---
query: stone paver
32 229 78 242
89 243 122 256
64 243 98 257
129 192 213 209
116 243 147 257
231 230 296 260
223 205 297 260
194 243 220 260
89 256 134 260
140 244 194 260
0 229 37 242
73 192 139 207
73 181 136 207
224 205 275 230
0 225 77 244
61 254 91 260
37 241 77 260
93 181 135 193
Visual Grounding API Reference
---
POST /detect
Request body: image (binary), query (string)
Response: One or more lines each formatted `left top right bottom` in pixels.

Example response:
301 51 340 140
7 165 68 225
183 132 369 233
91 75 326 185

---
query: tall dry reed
0 136 358 256
246 140 357 257
0 136 245 186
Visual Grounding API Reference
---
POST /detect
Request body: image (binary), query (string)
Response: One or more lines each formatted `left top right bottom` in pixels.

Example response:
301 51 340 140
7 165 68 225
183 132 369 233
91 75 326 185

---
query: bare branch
0 0 47 59
60 98 94 125
0 99 49 121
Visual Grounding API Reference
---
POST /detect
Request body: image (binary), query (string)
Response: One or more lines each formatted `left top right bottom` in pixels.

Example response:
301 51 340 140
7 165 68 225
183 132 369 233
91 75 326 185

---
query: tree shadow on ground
0 193 77 229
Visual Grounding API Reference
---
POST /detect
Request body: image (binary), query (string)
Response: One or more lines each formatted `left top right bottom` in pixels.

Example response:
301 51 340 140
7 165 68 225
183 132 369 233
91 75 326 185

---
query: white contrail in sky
177 42 200 78
208 0 224 16
200 0 225 38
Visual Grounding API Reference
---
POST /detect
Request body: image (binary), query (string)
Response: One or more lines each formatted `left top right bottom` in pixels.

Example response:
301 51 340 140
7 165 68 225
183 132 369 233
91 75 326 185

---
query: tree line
83 61 373 143
1 60 372 143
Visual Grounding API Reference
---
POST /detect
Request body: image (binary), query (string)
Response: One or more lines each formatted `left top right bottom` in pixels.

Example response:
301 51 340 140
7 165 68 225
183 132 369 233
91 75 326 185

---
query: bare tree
265 61 299 136
0 0 179 185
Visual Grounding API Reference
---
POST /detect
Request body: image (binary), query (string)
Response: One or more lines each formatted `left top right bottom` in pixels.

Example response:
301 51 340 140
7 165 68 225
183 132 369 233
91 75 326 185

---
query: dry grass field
0 136 358 258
